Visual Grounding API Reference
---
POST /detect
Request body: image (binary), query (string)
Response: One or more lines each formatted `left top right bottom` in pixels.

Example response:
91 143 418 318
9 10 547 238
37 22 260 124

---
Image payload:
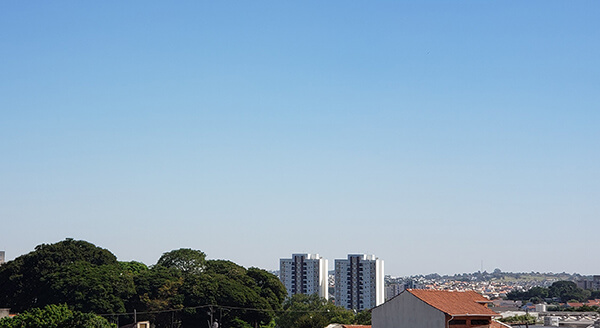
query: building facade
386 283 405 301
280 253 328 299
0 251 4 266
335 254 384 311
372 289 501 328
577 276 600 291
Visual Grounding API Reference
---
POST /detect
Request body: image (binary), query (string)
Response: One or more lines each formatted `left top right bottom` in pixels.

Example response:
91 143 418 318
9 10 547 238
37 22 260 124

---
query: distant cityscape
276 252 600 314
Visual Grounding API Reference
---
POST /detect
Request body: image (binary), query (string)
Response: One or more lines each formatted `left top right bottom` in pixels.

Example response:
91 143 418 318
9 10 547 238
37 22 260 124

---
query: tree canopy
0 239 122 313
0 304 115 328
507 280 592 303
0 239 287 328
156 248 207 275
549 281 590 302
276 294 356 328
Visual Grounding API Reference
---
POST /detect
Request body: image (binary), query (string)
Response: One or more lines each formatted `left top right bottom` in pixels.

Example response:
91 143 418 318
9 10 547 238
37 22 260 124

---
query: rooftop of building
407 289 500 317
325 324 371 328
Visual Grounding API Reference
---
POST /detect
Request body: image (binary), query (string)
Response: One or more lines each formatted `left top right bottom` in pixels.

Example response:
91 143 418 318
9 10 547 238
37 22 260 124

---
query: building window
470 320 490 326
449 320 467 325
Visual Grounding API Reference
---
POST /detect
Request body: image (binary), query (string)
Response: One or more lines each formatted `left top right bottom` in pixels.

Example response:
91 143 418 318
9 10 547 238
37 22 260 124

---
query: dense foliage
0 239 126 313
506 281 592 302
134 258 287 328
0 304 115 328
499 314 537 325
0 239 288 328
276 294 370 328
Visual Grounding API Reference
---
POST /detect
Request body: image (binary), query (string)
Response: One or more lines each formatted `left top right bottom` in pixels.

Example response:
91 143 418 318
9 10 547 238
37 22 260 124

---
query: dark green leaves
0 304 115 328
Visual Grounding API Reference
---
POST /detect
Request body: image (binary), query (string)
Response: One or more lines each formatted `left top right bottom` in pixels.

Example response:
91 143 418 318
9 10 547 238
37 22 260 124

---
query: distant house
119 321 150 328
0 309 9 319
372 289 504 328
586 299 600 307
566 302 584 308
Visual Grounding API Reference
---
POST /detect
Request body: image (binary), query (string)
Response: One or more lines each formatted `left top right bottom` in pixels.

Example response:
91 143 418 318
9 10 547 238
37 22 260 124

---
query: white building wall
375 258 385 306
334 254 384 311
280 254 328 300
372 291 446 328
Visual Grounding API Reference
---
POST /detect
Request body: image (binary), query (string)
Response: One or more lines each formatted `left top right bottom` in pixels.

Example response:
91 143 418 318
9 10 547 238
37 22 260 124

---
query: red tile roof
407 289 499 317
586 300 600 306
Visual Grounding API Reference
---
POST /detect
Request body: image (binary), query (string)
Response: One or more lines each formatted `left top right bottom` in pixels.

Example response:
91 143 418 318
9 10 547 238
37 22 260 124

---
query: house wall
0 309 9 319
372 292 447 328
448 316 491 328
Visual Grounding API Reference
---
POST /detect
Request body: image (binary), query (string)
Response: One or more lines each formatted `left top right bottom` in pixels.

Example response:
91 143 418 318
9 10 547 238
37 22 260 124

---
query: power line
99 303 344 318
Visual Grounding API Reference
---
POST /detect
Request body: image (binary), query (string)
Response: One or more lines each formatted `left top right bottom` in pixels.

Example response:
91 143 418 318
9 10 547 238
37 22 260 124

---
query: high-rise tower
280 253 328 299
335 254 384 311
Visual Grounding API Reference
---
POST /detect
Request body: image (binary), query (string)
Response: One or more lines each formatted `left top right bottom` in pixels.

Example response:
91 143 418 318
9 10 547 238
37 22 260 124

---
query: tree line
506 281 600 303
0 239 370 328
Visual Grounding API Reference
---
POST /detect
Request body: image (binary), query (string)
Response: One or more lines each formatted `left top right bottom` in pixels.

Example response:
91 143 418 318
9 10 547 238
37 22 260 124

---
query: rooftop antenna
481 260 483 272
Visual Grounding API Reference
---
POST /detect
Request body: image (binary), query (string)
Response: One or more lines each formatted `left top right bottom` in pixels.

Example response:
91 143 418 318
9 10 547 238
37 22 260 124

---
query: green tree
276 294 355 328
119 261 148 275
0 239 119 312
47 262 136 314
133 257 285 328
0 242 287 328
499 314 536 325
178 262 276 328
0 304 115 328
549 281 590 302
156 249 207 275
529 286 549 299
247 267 287 313
355 310 372 325
133 266 184 328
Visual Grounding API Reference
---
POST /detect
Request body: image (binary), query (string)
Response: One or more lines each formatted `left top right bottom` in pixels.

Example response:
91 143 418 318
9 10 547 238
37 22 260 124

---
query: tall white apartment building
335 254 384 311
0 251 4 265
280 253 328 300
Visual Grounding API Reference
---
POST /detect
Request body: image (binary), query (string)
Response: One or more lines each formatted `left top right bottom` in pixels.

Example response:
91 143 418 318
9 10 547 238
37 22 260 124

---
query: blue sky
1 1 599 276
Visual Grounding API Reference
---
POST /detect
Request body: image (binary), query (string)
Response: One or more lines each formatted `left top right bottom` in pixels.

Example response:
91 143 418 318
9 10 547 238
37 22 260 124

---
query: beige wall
373 292 447 328
0 309 9 319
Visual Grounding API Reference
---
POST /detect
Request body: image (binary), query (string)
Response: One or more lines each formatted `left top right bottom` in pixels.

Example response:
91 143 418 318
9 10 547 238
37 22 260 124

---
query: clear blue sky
1 1 598 276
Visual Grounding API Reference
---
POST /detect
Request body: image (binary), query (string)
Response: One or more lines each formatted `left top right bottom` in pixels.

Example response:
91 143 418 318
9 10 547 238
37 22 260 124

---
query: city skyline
2 1 599 277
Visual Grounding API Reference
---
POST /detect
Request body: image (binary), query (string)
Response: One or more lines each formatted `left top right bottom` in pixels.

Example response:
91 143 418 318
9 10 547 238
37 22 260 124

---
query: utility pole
208 306 215 328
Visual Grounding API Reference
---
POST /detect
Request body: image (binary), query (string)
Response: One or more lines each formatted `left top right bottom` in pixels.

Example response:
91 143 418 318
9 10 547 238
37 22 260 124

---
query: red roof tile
408 289 499 317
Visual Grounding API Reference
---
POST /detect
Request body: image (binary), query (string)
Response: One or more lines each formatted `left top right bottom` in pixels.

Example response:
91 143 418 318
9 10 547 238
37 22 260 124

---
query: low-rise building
120 321 150 328
372 289 502 328
0 309 9 319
